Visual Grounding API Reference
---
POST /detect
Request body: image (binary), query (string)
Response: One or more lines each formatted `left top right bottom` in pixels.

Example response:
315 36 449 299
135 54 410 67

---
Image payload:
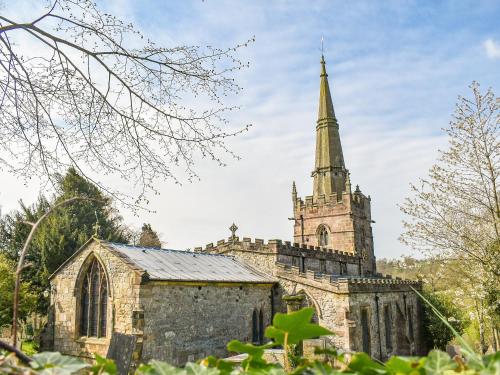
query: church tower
292 56 376 275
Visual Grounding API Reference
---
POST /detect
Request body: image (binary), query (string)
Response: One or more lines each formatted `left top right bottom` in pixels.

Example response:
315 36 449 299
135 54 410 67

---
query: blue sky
1 0 500 258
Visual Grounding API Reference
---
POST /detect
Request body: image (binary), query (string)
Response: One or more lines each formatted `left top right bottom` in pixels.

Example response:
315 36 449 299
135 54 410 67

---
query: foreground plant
1 307 499 374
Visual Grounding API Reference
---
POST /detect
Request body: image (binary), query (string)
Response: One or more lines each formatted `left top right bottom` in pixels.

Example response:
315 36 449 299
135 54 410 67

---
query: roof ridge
104 241 231 257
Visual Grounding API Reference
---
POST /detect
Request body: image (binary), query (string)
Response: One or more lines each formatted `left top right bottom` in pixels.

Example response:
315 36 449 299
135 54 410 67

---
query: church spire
312 55 346 198
318 55 336 121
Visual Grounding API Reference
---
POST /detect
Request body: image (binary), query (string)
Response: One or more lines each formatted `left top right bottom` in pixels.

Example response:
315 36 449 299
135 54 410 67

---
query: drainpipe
375 294 382 359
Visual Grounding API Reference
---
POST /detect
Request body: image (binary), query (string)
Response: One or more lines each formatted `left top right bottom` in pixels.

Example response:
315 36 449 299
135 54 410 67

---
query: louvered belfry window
79 258 108 338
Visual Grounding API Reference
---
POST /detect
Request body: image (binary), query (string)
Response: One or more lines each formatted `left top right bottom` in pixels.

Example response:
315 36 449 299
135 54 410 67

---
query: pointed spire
292 181 297 204
313 55 346 198
318 55 336 121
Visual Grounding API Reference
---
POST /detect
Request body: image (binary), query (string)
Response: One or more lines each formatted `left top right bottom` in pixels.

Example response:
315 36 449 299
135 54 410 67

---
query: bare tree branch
400 82 500 282
0 0 253 207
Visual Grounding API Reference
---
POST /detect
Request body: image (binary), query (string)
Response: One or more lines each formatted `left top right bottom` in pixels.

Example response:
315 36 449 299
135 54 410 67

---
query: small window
361 308 371 354
320 259 326 273
339 262 348 275
252 309 265 344
300 257 306 273
318 225 329 246
259 310 264 344
252 310 259 343
384 305 393 353
79 258 108 338
408 306 414 342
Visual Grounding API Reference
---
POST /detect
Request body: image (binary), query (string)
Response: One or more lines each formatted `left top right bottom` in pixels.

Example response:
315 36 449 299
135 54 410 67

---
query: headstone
107 333 137 375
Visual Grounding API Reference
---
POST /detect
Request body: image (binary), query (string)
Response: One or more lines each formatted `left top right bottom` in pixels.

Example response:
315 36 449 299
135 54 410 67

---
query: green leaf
346 352 385 375
200 356 234 375
478 351 500 375
30 352 90 374
264 308 333 346
226 340 279 372
385 356 424 374
90 354 117 375
184 363 220 375
138 360 187 375
422 350 456 374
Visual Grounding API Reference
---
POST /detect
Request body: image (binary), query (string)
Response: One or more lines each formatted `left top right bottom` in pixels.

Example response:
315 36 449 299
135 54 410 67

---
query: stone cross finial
229 223 238 242
93 210 100 237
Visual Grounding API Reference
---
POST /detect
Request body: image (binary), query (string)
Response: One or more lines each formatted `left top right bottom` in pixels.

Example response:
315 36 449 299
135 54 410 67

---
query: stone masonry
197 237 424 359
49 239 275 366
47 54 425 367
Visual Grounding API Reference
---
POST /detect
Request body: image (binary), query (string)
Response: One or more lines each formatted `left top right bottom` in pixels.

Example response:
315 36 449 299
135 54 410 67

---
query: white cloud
484 38 500 59
1 0 499 260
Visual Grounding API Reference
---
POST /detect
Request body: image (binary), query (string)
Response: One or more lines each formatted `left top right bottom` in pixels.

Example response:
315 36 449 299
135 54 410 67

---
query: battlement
294 192 347 209
195 236 360 263
275 262 421 293
294 188 370 211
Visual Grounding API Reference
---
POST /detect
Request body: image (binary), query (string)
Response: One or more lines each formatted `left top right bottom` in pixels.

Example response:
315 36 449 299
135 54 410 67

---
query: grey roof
103 242 276 283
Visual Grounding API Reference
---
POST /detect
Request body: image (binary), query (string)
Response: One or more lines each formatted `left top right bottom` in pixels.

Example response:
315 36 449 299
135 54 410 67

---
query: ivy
1 306 499 375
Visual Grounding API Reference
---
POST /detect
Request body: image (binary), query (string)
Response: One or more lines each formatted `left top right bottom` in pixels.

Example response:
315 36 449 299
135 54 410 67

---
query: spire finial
320 38 327 77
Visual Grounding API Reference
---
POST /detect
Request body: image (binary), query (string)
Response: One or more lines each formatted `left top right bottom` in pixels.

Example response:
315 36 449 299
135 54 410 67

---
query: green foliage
35 168 130 281
21 342 39 357
138 223 162 248
1 307 499 374
265 308 333 346
90 354 117 375
421 290 468 350
0 168 130 315
30 352 90 374
0 253 37 328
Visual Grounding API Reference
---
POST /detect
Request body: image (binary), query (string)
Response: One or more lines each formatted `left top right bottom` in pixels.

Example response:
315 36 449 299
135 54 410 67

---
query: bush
421 290 467 350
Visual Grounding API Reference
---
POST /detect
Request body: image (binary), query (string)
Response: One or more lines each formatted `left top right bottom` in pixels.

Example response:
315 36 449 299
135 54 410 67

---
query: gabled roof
49 238 275 284
103 242 276 283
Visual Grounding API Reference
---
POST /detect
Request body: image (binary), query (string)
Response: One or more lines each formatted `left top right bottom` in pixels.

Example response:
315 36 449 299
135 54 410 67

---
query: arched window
258 309 264 344
318 225 329 246
79 258 108 338
252 310 258 343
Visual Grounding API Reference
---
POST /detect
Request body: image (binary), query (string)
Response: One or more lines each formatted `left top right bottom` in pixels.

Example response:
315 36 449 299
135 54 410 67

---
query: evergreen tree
34 168 130 281
0 168 130 313
138 223 162 248
0 253 37 328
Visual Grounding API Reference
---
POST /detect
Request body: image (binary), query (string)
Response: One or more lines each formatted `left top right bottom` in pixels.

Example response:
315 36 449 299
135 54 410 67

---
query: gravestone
107 333 137 375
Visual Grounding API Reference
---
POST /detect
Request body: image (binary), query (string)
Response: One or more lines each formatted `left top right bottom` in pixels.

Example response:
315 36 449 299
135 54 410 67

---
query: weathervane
321 36 324 56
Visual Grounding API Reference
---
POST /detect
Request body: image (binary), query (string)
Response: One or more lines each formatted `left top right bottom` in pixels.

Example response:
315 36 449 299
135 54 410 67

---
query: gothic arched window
318 225 329 247
79 258 108 338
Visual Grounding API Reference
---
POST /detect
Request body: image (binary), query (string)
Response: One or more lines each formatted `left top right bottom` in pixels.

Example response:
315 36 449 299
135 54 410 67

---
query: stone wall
139 282 273 365
197 238 362 277
293 189 375 275
199 237 424 359
347 290 424 359
50 240 143 360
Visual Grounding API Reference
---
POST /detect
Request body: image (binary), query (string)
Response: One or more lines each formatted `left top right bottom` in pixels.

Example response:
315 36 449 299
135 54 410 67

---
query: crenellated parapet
196 236 361 262
196 236 367 278
274 262 421 294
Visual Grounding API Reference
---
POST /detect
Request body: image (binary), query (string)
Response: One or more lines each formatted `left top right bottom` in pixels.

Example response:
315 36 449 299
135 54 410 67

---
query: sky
1 0 500 259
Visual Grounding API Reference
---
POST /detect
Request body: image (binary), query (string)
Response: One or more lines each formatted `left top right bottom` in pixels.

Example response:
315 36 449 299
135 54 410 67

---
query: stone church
47 56 424 366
